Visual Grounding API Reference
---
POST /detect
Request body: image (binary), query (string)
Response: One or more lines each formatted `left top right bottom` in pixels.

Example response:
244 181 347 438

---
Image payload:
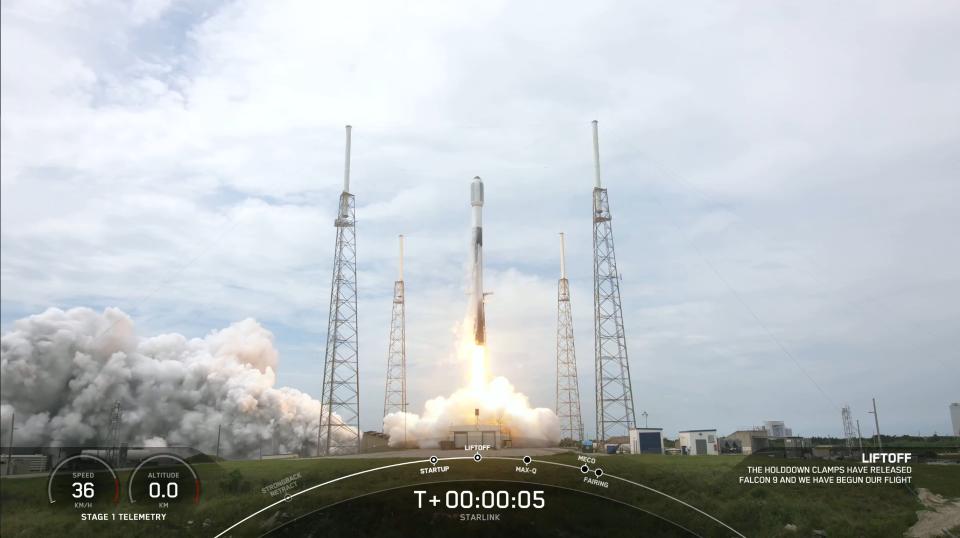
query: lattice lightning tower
591 120 637 444
107 400 122 465
556 232 585 445
383 235 408 433
319 125 361 455
841 405 856 451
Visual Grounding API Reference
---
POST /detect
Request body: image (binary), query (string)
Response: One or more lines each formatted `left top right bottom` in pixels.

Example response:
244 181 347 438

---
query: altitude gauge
127 454 200 508
47 454 120 508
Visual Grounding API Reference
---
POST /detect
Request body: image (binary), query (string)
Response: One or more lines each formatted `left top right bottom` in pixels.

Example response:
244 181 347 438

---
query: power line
646 190 835 407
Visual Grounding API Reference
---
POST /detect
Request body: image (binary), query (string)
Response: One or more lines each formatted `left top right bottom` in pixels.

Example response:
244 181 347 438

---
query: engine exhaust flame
470 344 487 390
382 175 560 449
382 315 560 448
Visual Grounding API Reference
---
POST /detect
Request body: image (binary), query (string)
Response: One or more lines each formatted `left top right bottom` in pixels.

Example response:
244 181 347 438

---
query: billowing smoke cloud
0 307 351 457
383 377 560 448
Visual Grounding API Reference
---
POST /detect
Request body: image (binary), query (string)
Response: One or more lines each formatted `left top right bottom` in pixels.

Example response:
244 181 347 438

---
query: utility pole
319 125 361 456
641 411 649 428
6 411 13 476
856 419 864 452
591 120 637 445
216 424 222 458
869 398 882 450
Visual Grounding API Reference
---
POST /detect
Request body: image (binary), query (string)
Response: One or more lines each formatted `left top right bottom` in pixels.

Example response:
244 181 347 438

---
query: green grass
603 455 927 537
2 453 957 537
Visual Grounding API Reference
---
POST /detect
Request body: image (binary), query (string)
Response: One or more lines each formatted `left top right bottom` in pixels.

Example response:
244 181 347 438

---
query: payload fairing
470 176 486 345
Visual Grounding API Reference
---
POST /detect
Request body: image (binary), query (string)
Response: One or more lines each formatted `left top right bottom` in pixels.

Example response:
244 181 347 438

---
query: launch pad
447 424 508 450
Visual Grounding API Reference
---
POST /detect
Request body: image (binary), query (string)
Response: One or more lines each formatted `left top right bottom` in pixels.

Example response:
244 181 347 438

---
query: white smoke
382 260 562 449
383 377 560 448
0 307 352 457
383 315 560 449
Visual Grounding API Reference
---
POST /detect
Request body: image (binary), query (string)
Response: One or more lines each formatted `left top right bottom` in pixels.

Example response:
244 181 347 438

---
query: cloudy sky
2 0 958 439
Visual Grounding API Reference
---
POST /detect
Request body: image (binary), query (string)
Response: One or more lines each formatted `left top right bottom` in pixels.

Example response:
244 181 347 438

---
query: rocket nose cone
471 176 484 206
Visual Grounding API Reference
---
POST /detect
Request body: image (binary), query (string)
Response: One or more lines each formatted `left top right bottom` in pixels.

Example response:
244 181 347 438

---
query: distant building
812 445 835 459
722 429 769 455
0 454 49 475
719 437 742 453
361 431 391 453
764 421 793 438
603 435 630 454
629 428 664 454
780 436 810 449
951 403 960 436
678 429 718 455
775 436 811 458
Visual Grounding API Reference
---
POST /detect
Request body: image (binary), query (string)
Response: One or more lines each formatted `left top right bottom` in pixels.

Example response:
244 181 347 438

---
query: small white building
678 429 718 455
629 428 664 454
950 403 960 436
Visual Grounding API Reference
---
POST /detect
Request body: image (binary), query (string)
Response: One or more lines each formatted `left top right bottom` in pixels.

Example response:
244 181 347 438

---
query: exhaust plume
382 318 560 448
383 376 560 448
383 179 561 449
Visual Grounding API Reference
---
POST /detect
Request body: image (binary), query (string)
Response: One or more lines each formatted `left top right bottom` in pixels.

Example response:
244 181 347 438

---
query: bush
219 469 251 495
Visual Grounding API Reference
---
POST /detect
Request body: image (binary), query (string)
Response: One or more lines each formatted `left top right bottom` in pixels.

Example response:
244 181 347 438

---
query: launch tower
841 405 856 452
556 233 585 445
319 125 361 455
107 400 122 465
383 236 408 428
591 120 637 444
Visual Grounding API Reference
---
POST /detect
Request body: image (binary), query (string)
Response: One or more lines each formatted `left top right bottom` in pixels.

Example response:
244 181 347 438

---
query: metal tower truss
319 126 361 455
841 405 856 451
556 233 585 445
107 400 122 465
591 121 637 444
383 236 407 422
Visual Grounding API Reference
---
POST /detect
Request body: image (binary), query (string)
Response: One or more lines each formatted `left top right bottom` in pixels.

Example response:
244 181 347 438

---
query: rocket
470 176 486 345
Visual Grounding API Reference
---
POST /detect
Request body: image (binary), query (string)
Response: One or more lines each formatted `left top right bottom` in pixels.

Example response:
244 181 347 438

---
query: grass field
2 452 958 537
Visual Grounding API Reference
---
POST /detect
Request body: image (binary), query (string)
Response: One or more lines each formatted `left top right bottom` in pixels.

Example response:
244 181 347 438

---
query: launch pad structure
106 400 122 466
383 235 408 441
319 125 361 456
591 120 638 445
318 121 639 453
556 233 585 444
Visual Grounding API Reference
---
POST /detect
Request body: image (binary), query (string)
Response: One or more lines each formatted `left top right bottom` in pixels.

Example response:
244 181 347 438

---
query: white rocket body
470 176 485 345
